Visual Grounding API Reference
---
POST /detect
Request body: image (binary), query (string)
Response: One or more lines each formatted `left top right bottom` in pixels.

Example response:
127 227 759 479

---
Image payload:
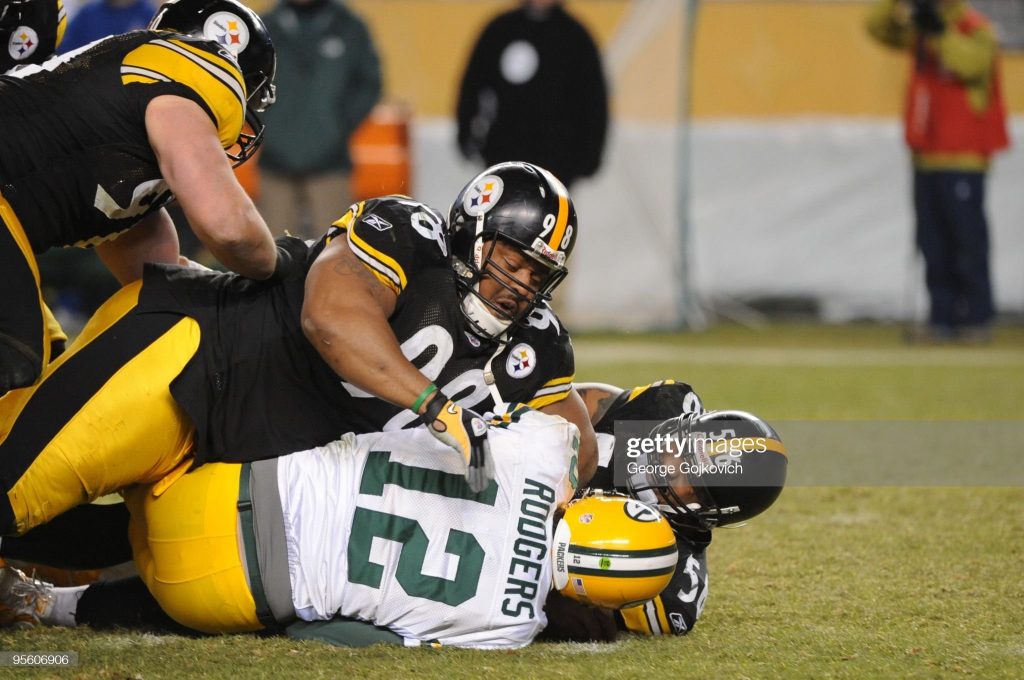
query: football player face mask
460 238 557 337
448 162 578 340
626 411 789 532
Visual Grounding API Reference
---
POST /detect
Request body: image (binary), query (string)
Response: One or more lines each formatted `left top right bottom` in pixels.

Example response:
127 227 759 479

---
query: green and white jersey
278 407 580 649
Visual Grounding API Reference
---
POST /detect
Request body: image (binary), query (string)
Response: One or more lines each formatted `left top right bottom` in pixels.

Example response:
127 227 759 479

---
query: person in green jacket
258 0 381 239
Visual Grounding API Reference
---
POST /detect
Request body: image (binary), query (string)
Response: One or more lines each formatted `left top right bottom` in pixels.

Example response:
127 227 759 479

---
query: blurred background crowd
39 0 1023 343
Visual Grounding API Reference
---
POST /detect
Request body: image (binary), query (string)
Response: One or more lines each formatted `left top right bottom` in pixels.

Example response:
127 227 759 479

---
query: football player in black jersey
542 380 788 640
0 0 66 73
0 0 282 393
0 161 597 537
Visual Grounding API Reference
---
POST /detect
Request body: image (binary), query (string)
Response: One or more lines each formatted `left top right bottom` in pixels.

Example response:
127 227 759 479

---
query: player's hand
420 394 493 493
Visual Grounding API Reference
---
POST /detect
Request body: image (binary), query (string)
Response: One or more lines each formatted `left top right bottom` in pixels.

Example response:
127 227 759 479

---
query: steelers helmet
0 0 66 72
149 0 276 165
551 493 677 609
627 410 788 532
448 162 578 338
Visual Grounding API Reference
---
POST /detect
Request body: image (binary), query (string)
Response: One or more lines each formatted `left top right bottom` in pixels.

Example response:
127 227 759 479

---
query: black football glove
910 0 944 35
420 392 493 493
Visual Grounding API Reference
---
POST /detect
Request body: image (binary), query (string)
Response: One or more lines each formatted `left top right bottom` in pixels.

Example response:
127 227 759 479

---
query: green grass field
3 323 1023 679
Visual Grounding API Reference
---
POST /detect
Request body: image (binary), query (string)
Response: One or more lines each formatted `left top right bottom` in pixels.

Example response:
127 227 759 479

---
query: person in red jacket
867 0 1009 343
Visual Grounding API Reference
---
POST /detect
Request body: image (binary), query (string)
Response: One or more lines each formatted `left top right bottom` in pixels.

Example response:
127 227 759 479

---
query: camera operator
866 0 1010 344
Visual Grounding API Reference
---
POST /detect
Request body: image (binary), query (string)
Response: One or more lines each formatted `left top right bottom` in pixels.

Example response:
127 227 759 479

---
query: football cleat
0 565 56 629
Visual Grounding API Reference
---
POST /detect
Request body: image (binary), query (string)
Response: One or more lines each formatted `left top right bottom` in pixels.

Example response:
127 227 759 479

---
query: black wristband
419 390 450 426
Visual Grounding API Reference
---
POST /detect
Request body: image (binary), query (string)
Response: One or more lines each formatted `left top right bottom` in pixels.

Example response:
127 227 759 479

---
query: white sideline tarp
411 117 1024 330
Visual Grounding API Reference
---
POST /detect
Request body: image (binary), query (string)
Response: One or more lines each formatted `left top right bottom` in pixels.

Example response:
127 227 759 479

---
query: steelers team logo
462 175 503 217
506 343 536 379
203 12 250 55
8 26 39 62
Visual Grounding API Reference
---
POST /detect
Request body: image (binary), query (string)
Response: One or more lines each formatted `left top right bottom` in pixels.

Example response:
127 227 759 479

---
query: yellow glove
419 391 493 493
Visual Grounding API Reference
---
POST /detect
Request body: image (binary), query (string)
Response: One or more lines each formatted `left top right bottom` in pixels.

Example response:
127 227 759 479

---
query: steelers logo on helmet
506 343 536 379
8 26 39 61
462 175 504 217
203 11 249 55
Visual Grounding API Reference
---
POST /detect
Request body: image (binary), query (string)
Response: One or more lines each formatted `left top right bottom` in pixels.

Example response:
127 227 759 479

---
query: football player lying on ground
1 0 282 393
0 162 596 546
0 407 678 648
2 381 787 642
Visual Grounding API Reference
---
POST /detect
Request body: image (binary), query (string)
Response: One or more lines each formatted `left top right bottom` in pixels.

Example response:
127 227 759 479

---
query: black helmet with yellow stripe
448 161 578 338
149 0 276 165
627 410 789 531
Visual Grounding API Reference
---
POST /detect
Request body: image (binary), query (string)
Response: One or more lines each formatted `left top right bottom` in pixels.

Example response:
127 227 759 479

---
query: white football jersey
278 407 580 649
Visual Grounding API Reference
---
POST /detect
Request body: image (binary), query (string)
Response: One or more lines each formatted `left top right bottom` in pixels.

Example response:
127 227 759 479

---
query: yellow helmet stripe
534 165 571 251
762 437 788 458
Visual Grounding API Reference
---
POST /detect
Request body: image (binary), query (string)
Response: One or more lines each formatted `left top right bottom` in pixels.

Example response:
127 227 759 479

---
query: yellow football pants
0 281 199 535
125 462 261 634
0 193 65 388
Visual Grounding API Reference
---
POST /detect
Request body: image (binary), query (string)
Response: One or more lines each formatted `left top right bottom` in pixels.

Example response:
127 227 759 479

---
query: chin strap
481 337 509 408
461 287 512 338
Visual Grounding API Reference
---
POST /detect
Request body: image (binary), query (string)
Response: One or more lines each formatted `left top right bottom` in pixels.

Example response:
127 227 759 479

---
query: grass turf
2 323 1022 678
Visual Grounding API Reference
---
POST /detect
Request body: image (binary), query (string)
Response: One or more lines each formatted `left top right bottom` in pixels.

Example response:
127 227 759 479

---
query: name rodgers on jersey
501 477 558 619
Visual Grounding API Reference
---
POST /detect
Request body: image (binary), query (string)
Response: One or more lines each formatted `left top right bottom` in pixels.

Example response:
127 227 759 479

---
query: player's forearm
301 303 432 412
191 200 278 280
96 208 180 285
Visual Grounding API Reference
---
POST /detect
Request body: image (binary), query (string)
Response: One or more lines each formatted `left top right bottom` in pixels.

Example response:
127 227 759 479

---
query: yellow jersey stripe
164 37 245 93
542 375 574 388
331 201 365 230
122 74 161 85
526 390 571 410
620 605 653 635
325 202 365 247
348 228 407 293
121 39 244 148
653 597 670 634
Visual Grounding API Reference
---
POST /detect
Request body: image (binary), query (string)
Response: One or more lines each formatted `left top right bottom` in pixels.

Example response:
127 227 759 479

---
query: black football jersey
141 197 575 464
0 0 66 72
0 29 246 252
587 379 710 636
312 196 577 434
618 530 710 636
